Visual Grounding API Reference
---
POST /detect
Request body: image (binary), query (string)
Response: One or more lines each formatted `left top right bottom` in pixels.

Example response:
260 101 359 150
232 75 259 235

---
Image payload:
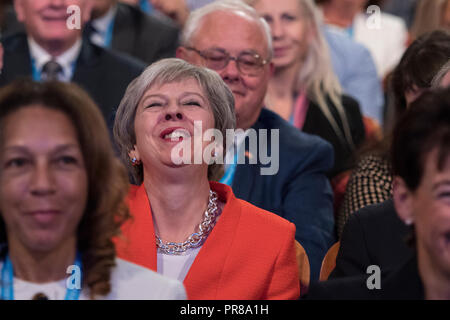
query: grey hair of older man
180 0 273 60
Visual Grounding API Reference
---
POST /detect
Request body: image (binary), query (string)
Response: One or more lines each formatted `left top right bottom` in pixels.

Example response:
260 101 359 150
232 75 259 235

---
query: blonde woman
248 0 365 178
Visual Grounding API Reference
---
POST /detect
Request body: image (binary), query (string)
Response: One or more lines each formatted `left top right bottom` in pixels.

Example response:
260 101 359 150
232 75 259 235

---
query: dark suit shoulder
309 255 424 300
114 3 179 63
332 199 413 278
1 31 27 49
347 199 407 240
307 274 377 300
81 41 146 76
117 2 179 34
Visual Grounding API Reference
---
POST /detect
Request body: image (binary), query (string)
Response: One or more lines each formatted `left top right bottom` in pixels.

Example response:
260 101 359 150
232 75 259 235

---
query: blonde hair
247 0 355 149
410 0 449 40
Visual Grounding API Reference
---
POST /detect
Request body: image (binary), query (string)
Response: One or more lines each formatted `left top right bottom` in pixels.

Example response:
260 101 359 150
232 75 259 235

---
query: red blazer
115 181 300 300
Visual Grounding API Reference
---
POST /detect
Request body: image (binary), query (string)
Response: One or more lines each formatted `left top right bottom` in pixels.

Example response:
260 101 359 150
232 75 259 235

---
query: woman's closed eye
4 157 30 169
145 101 164 108
182 100 202 107
54 155 82 169
281 13 297 22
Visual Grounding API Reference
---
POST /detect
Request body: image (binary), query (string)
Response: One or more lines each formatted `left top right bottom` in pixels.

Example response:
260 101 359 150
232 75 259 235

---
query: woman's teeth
164 130 190 140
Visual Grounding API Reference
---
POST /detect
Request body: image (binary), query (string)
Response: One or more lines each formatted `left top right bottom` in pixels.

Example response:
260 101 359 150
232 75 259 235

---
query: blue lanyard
139 0 153 14
31 58 41 81
220 152 238 186
345 24 355 38
1 253 82 300
104 18 115 48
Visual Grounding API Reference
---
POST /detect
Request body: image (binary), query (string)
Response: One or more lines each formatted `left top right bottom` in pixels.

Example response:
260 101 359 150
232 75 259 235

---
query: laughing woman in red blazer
113 58 301 300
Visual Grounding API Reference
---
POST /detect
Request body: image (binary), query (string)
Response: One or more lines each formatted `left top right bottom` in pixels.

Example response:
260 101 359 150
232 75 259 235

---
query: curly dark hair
0 79 131 299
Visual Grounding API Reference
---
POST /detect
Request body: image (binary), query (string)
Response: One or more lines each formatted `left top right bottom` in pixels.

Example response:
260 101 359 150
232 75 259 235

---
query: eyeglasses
185 47 270 76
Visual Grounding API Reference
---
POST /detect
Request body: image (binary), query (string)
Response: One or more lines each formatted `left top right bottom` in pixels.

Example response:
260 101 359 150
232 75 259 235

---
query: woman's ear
392 176 414 226
128 146 141 164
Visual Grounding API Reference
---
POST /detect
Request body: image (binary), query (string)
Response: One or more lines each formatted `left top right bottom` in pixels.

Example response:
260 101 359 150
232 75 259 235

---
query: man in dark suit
330 199 413 279
88 0 179 64
176 1 335 281
0 0 145 128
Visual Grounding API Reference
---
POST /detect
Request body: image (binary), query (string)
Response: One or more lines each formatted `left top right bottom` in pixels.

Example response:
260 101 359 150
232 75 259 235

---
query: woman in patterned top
337 30 450 237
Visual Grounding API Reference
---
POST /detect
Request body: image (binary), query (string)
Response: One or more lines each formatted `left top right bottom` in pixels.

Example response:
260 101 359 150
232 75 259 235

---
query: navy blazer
307 255 424 300
1 3 179 65
232 108 336 281
330 199 413 279
0 32 145 129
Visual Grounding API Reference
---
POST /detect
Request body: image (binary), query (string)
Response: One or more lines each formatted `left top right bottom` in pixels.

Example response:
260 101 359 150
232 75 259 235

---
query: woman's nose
164 112 183 121
30 163 56 196
271 18 285 40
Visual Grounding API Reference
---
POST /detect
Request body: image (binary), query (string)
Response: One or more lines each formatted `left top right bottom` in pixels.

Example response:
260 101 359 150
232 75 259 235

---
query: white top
353 12 408 78
0 258 186 300
28 36 82 82
157 248 201 282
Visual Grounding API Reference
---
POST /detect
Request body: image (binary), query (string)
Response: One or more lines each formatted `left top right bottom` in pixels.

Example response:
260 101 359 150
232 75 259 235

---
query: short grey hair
432 60 450 88
113 58 236 185
181 0 273 60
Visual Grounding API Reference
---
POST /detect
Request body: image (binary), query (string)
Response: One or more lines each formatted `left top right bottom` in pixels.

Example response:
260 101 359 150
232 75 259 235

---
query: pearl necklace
156 190 220 255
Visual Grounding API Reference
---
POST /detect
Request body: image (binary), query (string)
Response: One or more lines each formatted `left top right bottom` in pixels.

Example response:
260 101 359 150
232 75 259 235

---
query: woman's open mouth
160 127 191 142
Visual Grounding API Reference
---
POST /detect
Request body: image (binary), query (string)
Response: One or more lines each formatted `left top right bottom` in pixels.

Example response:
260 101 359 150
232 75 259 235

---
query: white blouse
157 247 201 282
0 258 186 300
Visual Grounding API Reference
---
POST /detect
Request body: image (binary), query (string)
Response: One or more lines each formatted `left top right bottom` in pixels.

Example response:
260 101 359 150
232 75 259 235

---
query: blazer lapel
111 4 136 53
72 40 100 85
118 182 242 299
183 182 241 299
231 120 262 200
118 184 157 271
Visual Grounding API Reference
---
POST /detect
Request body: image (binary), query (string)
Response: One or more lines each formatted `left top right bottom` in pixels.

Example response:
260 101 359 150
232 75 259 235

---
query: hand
150 0 189 27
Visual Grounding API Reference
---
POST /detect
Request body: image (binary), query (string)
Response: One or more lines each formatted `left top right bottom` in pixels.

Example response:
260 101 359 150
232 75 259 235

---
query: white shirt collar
224 129 249 167
28 37 82 82
90 4 118 47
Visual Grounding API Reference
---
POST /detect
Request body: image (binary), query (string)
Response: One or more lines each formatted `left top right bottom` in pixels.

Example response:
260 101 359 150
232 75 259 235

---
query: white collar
28 37 82 81
92 4 118 35
224 129 249 166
